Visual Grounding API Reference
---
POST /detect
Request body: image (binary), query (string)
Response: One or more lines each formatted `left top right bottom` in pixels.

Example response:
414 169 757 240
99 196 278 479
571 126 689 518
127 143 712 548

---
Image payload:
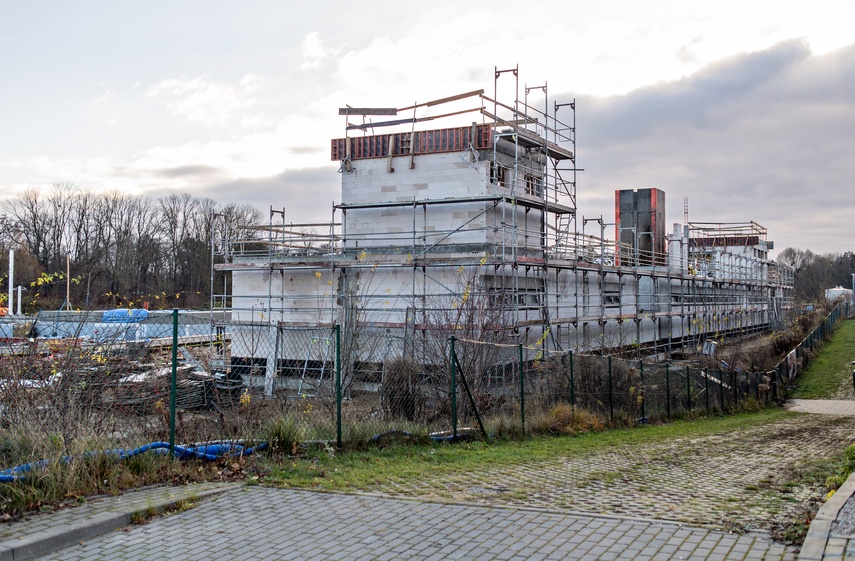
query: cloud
581 40 812 146
566 40 855 254
154 165 223 178
146 75 269 127
288 146 323 155
91 89 117 105
299 32 336 70
150 166 340 224
5 15 855 259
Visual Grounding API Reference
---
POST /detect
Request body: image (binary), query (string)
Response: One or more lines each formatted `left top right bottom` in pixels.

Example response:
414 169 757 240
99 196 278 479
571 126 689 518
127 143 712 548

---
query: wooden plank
346 106 481 131
398 89 484 112
338 107 397 115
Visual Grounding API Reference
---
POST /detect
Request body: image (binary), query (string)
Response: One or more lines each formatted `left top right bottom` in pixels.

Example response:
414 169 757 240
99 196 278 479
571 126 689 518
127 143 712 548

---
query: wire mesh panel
3 303 816 493
0 312 212 471
455 339 521 437
574 355 615 422
641 362 669 421
335 327 434 443
218 323 339 446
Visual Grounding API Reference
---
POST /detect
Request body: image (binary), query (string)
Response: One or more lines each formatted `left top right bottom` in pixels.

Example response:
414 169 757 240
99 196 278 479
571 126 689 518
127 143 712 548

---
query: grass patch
792 319 855 399
263 408 794 492
825 443 855 491
0 452 252 521
130 497 198 525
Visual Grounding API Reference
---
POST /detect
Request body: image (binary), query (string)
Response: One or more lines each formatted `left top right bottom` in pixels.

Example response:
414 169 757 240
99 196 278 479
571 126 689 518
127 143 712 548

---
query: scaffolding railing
213 71 792 356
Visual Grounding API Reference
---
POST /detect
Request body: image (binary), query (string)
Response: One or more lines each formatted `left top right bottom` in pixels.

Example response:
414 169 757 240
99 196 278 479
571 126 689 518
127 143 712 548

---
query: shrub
382 357 421 421
530 404 606 436
263 415 303 456
826 444 855 491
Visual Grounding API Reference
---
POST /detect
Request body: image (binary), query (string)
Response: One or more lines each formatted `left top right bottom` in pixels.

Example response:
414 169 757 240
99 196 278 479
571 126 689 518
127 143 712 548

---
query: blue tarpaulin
101 308 149 323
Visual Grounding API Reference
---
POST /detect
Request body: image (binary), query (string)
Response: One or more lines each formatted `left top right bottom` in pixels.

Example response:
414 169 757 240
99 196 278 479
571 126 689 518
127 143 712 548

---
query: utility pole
7 249 13 316
62 254 72 311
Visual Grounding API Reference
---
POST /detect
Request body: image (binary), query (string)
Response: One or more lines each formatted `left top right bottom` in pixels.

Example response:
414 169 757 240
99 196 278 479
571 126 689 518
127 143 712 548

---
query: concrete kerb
798 471 855 561
0 483 241 561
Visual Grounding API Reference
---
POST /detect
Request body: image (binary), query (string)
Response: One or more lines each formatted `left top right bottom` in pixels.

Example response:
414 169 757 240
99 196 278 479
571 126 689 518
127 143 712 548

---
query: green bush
826 444 855 491
262 415 303 456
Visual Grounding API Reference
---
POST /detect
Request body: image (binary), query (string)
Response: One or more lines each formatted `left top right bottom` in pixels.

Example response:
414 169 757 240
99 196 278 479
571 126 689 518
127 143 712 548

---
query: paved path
784 399 855 561
40 487 795 561
786 400 855 416
799 471 855 561
826 491 855 561
358 414 855 537
9 402 855 560
0 482 239 561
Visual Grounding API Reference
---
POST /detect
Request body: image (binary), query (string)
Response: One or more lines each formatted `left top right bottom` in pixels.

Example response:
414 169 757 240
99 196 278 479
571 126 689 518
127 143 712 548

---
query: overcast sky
1 1 853 255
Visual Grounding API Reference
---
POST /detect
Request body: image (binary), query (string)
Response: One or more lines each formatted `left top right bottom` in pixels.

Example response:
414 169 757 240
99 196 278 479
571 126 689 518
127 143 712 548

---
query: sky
1 1 853 255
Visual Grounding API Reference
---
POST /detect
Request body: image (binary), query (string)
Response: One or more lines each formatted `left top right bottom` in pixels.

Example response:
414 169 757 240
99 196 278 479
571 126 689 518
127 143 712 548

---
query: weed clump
826 444 855 491
530 405 606 436
263 415 303 456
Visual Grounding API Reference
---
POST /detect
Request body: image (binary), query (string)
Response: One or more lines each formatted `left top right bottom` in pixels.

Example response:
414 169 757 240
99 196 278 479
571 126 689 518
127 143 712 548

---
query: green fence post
518 343 525 437
704 369 710 413
665 363 671 421
569 350 575 411
732 371 738 408
755 372 760 402
608 356 614 423
169 308 178 455
718 370 725 413
639 360 645 422
335 324 342 449
771 368 778 401
450 335 458 439
746 371 751 404
686 366 691 412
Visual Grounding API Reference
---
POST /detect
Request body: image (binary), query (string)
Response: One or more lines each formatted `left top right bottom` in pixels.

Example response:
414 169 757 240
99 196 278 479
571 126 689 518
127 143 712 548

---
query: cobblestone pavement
22 410 855 560
786 400 855 558
0 482 240 561
42 487 796 561
367 414 855 535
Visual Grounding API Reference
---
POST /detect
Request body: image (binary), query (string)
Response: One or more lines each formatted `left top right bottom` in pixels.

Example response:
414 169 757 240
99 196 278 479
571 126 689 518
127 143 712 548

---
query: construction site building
214 71 794 387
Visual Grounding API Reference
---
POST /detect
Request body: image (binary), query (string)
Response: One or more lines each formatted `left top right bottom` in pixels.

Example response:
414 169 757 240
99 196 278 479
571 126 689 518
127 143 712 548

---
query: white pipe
7 249 13 316
16 286 23 315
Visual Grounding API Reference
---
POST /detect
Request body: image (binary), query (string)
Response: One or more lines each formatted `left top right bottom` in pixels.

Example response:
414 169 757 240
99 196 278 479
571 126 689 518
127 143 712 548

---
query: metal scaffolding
213 72 794 367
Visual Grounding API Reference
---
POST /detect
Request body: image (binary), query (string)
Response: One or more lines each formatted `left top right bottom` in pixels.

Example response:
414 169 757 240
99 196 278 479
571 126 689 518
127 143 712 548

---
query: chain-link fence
1 311 215 472
4 303 847 474
520 354 778 427
227 322 339 447
770 301 850 387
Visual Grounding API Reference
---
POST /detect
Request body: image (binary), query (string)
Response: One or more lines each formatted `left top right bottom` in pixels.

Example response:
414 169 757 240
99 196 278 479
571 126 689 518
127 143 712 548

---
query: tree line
2 185 849 313
1 183 262 312
776 247 855 303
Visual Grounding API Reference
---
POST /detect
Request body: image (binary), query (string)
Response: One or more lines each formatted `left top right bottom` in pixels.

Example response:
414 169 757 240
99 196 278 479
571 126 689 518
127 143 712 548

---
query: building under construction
215 70 794 386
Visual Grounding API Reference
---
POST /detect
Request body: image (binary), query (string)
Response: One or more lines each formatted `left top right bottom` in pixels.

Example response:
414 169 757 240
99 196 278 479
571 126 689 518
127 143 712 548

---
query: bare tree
776 247 815 271
158 193 200 295
3 185 264 310
5 187 51 267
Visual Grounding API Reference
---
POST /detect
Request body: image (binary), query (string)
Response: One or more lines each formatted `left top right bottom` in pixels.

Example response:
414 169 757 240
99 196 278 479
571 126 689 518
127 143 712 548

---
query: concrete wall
341 152 545 254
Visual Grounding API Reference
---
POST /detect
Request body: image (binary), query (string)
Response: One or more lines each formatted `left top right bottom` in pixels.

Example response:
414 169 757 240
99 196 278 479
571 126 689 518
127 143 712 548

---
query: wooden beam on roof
346 106 482 131
347 117 417 130
398 89 484 112
338 107 397 115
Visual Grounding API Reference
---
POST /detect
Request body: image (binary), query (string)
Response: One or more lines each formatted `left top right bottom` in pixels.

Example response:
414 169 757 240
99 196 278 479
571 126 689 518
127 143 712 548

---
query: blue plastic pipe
1 441 268 482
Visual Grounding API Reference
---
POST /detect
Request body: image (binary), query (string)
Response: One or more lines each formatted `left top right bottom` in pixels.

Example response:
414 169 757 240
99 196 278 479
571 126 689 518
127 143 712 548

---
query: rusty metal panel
331 123 494 161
